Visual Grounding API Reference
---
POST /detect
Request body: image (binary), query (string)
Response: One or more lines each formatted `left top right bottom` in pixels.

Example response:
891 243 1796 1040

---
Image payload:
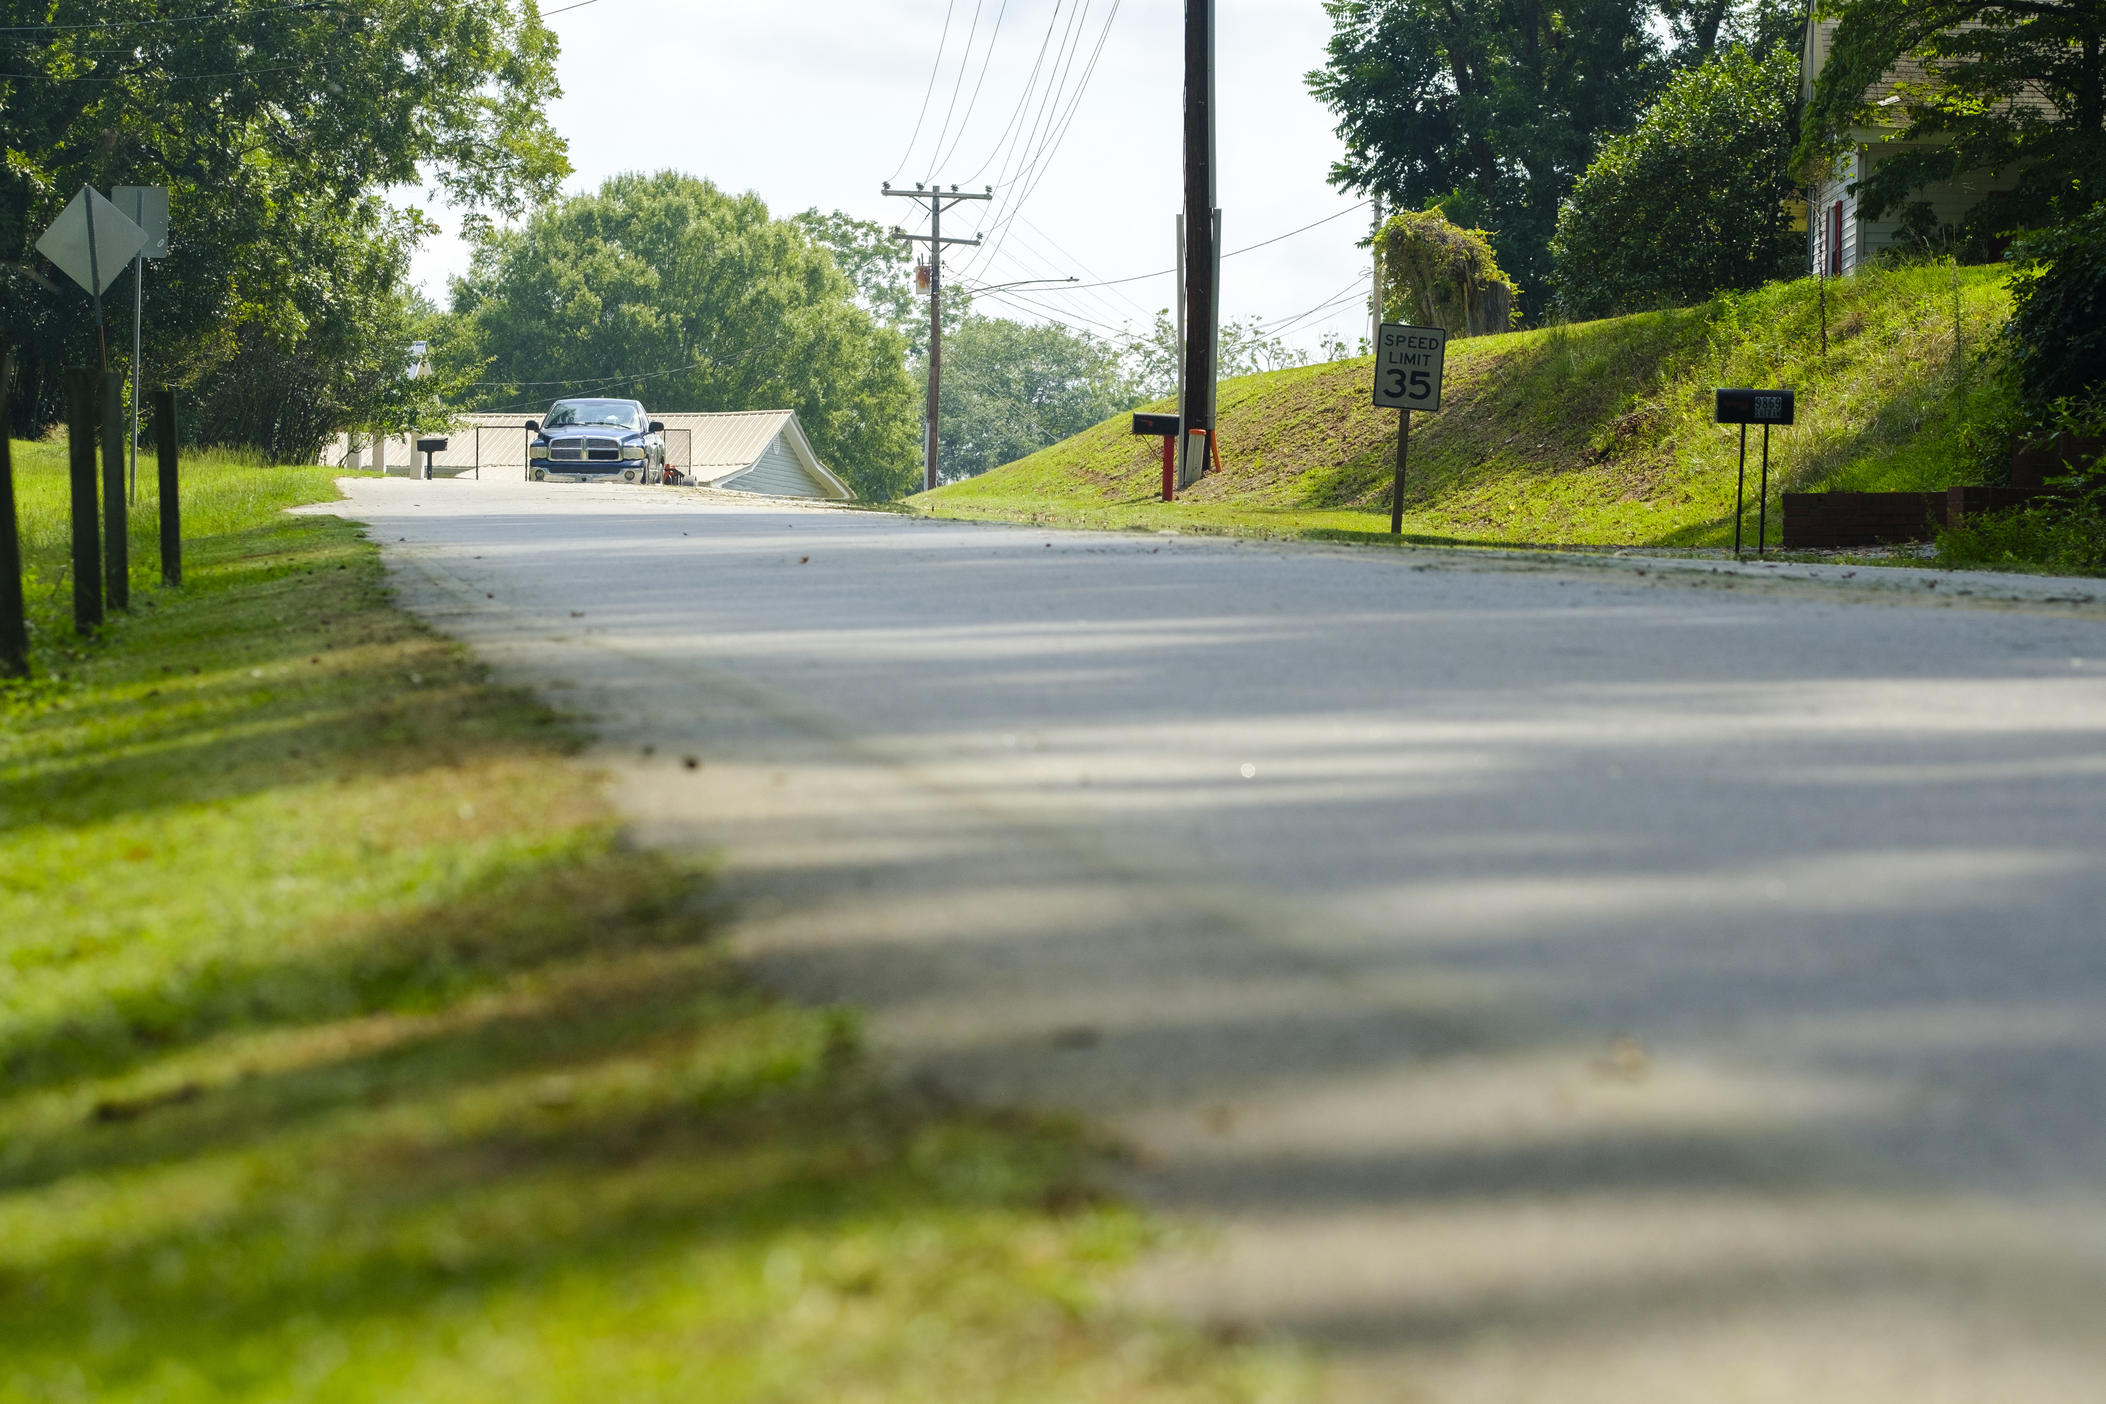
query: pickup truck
525 398 665 483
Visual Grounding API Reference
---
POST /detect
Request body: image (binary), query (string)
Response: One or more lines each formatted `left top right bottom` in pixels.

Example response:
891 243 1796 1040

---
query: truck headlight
529 442 549 460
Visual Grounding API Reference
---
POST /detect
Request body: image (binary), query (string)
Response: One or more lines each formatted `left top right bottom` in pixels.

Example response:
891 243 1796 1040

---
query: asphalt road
331 474 2106 1402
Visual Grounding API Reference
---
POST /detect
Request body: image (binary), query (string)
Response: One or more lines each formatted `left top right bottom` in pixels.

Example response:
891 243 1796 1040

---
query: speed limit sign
1373 323 1446 411
1373 322 1446 534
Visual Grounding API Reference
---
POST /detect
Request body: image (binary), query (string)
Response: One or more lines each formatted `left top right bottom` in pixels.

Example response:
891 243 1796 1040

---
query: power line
921 0 989 179
963 0 1121 281
887 0 960 184
0 1 345 33
1029 199 1373 293
929 0 1014 175
958 0 1074 185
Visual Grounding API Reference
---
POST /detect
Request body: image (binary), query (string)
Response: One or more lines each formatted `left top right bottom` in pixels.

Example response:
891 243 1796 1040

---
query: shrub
2002 205 2106 409
1550 46 1801 320
1376 209 1521 337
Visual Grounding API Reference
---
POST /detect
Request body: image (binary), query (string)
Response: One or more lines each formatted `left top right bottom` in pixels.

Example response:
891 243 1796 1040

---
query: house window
1829 202 1845 276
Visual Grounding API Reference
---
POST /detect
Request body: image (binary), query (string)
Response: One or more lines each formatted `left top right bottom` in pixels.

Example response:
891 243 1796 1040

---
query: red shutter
1829 203 1845 276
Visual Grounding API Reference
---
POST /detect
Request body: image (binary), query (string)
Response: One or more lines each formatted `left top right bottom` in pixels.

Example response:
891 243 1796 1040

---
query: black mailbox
414 437 448 481
1132 411 1182 437
1715 389 1794 425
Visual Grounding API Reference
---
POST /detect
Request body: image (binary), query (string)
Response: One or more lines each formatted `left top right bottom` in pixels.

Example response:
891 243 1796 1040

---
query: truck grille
548 436 624 463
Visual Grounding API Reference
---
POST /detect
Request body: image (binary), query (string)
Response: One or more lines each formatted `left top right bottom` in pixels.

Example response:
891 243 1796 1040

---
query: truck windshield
544 400 642 431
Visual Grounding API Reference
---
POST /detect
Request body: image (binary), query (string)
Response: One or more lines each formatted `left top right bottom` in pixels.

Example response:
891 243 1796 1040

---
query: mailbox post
1133 412 1182 502
415 437 448 481
1715 389 1796 557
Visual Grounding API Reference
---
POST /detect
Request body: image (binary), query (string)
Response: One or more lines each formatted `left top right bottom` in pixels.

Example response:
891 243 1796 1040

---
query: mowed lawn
0 442 1298 1403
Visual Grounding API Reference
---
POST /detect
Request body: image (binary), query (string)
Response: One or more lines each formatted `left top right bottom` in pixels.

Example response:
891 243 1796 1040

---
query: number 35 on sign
1373 323 1446 411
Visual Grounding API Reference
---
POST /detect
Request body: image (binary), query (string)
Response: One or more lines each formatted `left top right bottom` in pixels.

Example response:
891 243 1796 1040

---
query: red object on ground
1162 435 1175 501
1209 428 1222 475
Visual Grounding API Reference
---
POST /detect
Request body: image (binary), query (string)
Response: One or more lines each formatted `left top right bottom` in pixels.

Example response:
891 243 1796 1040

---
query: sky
404 0 1377 357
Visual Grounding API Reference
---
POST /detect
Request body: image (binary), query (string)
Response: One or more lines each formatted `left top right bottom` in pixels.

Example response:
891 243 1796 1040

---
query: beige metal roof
657 411 793 470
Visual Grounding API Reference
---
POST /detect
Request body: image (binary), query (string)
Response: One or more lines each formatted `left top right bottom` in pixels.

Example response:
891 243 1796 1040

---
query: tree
2000 205 2106 407
456 172 922 500
793 210 919 332
1 0 566 441
1307 0 1667 318
1122 310 1312 402
1800 0 2106 238
1551 45 1802 319
925 315 1130 481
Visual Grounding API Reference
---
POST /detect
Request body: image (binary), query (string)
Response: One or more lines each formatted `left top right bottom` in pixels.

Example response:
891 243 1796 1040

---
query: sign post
112 187 170 504
1715 389 1796 557
1372 322 1447 534
0 355 26 679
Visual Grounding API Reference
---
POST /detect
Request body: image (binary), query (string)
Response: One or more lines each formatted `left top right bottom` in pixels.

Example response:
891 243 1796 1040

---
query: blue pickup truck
525 399 666 483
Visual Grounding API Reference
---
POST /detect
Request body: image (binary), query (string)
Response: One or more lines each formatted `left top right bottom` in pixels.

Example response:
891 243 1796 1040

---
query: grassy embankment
920 264 2011 550
0 442 1294 1401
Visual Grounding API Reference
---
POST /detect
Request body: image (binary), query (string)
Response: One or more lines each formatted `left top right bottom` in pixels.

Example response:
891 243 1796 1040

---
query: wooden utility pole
1181 0 1219 490
884 182 991 492
1369 195 1385 350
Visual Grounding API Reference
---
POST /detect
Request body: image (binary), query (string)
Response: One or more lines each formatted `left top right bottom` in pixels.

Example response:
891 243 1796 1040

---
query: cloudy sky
406 0 1376 355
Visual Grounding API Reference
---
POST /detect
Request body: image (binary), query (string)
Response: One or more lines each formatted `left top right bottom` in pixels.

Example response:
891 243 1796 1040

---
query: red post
1161 434 1176 501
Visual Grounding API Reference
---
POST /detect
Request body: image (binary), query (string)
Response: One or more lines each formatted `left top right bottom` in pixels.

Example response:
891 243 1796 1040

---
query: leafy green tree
456 172 921 500
793 210 919 331
1551 45 1801 319
1800 0 2106 238
2 0 566 440
1307 0 1668 318
926 315 1130 481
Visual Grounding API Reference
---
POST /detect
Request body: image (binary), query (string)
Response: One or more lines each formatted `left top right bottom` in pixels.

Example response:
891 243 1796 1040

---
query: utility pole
885 182 991 492
1181 0 1219 489
1369 194 1385 350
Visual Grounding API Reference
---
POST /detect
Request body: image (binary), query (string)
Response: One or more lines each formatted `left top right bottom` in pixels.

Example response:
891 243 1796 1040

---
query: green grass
0 444 1302 1403
919 265 2012 550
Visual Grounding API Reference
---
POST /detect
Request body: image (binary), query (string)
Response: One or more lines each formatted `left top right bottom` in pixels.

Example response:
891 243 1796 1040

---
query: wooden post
101 369 128 611
1181 0 1217 491
65 370 102 634
155 388 180 587
1390 408 1410 535
0 355 27 678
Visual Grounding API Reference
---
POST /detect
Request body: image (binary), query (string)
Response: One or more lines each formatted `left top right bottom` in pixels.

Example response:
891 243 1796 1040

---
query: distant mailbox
1132 412 1181 437
1715 389 1795 425
415 438 448 453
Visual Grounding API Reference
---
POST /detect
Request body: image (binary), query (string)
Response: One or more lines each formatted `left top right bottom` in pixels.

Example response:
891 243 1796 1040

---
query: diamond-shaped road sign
35 186 149 297
111 186 171 258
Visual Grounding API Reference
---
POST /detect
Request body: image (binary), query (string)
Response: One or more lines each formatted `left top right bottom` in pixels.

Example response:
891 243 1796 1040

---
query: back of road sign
34 187 148 297
1373 323 1446 412
111 186 171 258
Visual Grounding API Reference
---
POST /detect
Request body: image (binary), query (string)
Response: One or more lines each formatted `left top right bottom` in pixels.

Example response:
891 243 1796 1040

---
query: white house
321 408 853 500
1802 16 2032 276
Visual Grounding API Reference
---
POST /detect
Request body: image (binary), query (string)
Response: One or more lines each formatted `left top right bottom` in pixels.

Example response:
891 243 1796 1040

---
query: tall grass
5 436 346 662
